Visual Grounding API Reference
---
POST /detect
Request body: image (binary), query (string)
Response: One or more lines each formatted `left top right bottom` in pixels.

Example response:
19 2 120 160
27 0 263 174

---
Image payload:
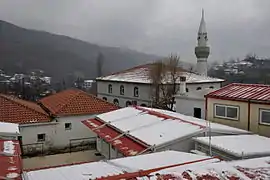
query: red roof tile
0 94 51 124
39 89 118 116
0 140 22 180
82 119 150 156
206 83 270 103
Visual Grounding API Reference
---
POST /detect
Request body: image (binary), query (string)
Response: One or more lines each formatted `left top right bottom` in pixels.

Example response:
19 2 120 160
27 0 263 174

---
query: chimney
179 76 186 95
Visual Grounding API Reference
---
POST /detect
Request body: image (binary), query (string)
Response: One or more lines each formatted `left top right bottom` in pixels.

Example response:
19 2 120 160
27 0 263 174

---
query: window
120 85 124 95
37 133 45 142
186 88 189 92
214 104 239 120
102 97 107 101
126 101 132 107
260 109 270 125
196 87 202 90
113 99 119 106
108 84 112 94
209 86 214 89
141 104 147 107
132 101 137 105
65 123 72 130
134 87 139 97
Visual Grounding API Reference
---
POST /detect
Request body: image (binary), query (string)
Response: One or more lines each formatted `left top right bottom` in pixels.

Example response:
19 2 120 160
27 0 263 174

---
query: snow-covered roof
0 122 20 136
148 156 270 180
96 64 224 84
23 151 219 180
83 107 249 156
194 135 270 158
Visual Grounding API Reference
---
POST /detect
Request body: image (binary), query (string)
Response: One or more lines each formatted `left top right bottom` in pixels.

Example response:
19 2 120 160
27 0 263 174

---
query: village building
22 151 220 180
0 121 20 140
193 134 270 160
96 11 224 108
82 106 250 159
205 83 270 137
174 77 216 118
0 89 117 155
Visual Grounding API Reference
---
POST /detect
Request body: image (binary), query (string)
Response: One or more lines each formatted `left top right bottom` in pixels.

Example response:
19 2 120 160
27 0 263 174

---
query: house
0 89 118 155
193 134 270 160
22 151 220 180
205 83 270 137
147 156 270 180
96 64 224 107
82 106 250 159
174 78 216 118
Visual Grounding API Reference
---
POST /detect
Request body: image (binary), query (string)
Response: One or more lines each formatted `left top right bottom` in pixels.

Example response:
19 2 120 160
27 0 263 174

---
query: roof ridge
0 94 50 118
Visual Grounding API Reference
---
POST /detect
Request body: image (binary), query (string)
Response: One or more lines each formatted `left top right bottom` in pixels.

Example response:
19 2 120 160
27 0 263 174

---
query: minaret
195 9 210 76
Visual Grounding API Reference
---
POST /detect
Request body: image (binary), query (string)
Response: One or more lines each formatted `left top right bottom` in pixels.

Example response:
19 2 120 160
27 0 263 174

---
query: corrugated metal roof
96 64 224 84
23 151 219 180
83 107 249 157
0 140 22 180
206 83 270 103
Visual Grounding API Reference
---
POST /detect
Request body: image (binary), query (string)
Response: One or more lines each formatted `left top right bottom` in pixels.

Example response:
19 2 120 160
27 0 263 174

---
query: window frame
259 109 270 126
65 123 72 130
108 84 112 94
120 85 124 95
134 87 139 97
37 133 45 142
214 104 239 121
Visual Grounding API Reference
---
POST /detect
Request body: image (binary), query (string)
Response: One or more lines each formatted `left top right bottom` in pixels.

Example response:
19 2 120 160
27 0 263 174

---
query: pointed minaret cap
198 9 207 34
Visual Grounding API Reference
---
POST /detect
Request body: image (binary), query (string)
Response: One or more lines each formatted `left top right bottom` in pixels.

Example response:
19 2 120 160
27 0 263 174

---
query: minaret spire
195 9 210 76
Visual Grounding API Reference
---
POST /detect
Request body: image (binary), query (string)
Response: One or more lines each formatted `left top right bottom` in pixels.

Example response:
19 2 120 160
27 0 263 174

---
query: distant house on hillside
0 89 118 155
96 64 224 108
205 83 270 137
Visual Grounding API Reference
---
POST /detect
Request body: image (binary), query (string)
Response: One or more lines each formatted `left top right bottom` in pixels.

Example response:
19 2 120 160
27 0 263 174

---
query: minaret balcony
195 46 210 58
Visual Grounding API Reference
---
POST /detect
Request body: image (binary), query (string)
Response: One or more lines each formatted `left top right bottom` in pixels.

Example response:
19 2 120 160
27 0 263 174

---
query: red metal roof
0 94 51 124
206 83 270 103
0 140 22 180
39 89 118 116
82 119 150 156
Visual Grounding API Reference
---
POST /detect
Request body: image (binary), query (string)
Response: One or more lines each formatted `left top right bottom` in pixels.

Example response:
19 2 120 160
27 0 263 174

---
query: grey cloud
0 0 269 63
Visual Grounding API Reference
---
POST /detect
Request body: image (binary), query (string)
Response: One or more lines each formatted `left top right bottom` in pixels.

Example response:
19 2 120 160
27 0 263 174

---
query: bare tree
148 54 182 111
97 52 104 77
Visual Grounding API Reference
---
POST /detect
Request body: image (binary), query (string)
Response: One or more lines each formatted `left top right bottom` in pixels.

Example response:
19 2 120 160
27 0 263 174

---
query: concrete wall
207 98 270 137
175 97 205 118
20 114 97 155
206 98 249 130
97 80 221 107
249 103 270 137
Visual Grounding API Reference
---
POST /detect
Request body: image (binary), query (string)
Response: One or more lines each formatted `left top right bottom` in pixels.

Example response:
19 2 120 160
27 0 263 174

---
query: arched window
141 104 147 107
102 97 107 101
196 87 202 90
126 101 132 107
132 101 137 105
209 86 214 89
186 88 189 92
113 99 119 106
120 85 124 95
134 87 139 97
108 84 112 93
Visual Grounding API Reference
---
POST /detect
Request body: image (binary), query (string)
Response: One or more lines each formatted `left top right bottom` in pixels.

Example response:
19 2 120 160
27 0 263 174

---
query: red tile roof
0 140 22 180
82 119 150 156
0 94 51 124
39 89 118 116
206 83 270 103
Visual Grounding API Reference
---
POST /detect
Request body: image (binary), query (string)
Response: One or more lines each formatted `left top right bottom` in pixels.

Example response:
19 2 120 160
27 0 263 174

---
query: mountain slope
0 20 159 81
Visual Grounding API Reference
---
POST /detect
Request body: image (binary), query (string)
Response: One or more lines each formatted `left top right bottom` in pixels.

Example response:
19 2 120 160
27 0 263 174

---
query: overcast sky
0 0 269 63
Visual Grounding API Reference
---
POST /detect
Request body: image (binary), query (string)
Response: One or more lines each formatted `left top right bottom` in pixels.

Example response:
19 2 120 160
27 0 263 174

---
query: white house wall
97 80 221 107
175 98 205 118
20 114 98 155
